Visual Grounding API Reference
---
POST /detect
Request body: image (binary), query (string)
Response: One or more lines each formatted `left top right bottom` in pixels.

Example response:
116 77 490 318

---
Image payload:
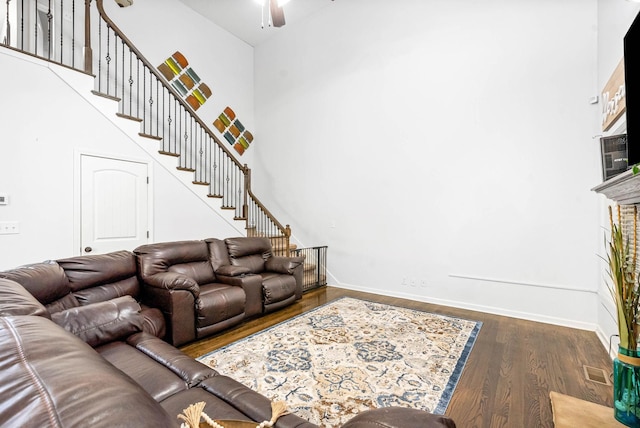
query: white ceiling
177 0 334 47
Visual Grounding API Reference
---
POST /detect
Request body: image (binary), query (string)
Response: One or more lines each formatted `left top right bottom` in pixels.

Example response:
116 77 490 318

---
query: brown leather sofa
134 237 305 346
0 250 166 338
0 259 457 427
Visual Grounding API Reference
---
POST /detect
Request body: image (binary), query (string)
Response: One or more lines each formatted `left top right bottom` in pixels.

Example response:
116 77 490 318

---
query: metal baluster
135 58 139 119
71 0 74 67
46 0 51 59
33 0 37 55
3 0 10 46
105 26 110 94
96 11 101 91
59 0 63 62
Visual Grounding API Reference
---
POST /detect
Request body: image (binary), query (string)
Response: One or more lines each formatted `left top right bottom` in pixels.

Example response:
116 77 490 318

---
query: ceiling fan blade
269 0 286 27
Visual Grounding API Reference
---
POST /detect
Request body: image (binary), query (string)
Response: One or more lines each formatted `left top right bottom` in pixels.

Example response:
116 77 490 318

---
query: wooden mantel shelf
592 169 640 205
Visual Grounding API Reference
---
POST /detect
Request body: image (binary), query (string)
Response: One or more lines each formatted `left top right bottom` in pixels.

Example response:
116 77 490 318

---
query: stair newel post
83 0 92 74
285 224 291 255
243 164 250 234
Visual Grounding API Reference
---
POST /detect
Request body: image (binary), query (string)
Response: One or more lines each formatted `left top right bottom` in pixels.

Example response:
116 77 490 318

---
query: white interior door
81 155 149 255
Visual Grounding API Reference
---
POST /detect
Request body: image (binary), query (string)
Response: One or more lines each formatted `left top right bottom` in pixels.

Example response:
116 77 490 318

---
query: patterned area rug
198 297 481 427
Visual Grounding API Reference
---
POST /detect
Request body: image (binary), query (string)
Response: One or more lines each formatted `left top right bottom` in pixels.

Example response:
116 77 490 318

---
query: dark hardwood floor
180 286 614 428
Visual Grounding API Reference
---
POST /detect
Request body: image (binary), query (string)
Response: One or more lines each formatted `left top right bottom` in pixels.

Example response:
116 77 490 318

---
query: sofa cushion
225 237 272 258
225 238 273 274
169 261 216 285
0 315 171 427
205 237 232 270
0 260 72 306
135 240 215 283
57 250 138 291
0 278 50 318
51 295 144 347
197 283 245 327
96 340 189 402
262 275 296 306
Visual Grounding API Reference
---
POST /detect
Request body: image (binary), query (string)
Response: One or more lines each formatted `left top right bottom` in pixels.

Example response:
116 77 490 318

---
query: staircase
0 0 331 290
0 0 291 255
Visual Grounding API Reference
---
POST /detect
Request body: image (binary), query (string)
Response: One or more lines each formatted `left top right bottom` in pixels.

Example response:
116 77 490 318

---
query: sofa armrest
215 264 251 277
341 407 457 428
142 271 200 297
126 331 217 387
141 287 196 346
200 375 317 428
265 256 305 274
50 295 143 347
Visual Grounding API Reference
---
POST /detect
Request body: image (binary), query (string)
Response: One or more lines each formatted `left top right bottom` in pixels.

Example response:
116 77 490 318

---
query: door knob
84 247 92 253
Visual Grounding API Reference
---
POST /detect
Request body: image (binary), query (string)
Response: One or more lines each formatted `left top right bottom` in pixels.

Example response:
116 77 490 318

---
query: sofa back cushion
135 240 216 285
57 250 141 306
0 261 78 313
0 315 171 427
205 238 231 270
225 237 272 274
0 278 50 318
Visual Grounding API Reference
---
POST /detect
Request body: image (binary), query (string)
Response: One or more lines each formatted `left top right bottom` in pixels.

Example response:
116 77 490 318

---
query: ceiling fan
260 0 332 29
269 0 286 28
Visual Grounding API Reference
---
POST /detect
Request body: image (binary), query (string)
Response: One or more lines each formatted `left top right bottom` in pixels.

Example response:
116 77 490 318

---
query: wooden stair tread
91 90 121 102
115 112 143 122
138 132 162 141
177 166 196 172
159 151 180 157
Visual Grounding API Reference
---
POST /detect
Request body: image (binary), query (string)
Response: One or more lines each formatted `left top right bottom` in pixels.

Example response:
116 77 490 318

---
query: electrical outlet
0 221 20 235
420 280 428 288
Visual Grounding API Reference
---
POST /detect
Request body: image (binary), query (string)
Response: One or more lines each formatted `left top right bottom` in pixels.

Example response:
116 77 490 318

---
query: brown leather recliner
225 237 305 313
134 237 305 346
134 239 253 346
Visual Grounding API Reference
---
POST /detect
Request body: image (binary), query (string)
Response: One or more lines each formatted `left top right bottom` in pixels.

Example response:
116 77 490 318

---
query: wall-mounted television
624 10 640 168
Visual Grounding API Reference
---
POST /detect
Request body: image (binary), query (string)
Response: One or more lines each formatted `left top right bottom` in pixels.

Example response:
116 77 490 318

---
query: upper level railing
0 0 291 253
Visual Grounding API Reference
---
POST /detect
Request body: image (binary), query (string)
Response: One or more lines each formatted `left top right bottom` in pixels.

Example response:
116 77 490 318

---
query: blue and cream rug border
198 297 481 427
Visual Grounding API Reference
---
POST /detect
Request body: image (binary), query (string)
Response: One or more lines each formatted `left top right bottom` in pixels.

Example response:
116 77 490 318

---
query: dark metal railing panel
2 0 87 72
293 246 328 292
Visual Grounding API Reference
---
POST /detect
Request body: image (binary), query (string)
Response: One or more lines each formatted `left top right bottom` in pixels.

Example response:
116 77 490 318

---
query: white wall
0 0 253 269
595 0 640 353
253 0 602 328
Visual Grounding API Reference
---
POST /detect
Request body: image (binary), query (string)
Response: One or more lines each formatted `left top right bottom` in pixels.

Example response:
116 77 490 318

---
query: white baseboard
330 282 599 333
